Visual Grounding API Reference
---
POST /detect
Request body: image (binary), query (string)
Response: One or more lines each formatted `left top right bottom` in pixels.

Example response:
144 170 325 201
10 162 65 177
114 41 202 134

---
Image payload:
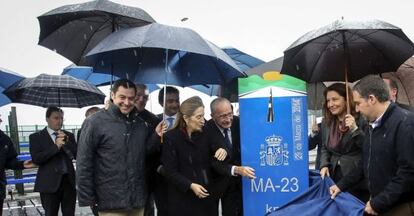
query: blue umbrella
192 47 264 96
67 46 261 96
84 23 244 86
0 67 25 106
62 65 160 92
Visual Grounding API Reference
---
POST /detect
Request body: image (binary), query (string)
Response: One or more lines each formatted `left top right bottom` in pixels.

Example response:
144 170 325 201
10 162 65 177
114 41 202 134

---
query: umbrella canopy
0 67 25 106
4 74 105 108
282 19 414 83
38 0 155 65
381 57 414 105
85 23 244 86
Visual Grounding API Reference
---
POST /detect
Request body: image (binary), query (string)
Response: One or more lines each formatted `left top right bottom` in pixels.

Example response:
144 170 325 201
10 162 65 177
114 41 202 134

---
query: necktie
52 131 59 141
167 117 174 130
223 128 232 150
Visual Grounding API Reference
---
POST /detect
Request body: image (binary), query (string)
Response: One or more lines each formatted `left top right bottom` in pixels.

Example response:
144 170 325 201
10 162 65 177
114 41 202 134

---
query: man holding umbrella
330 75 414 215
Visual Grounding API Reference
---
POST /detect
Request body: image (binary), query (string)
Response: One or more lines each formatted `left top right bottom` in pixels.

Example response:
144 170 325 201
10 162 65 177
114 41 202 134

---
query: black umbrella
4 74 106 108
85 23 244 86
38 0 155 65
282 19 414 83
282 19 414 113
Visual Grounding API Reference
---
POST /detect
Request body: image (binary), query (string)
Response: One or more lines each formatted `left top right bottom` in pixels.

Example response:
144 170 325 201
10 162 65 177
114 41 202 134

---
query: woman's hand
190 183 209 199
320 167 330 179
344 114 357 131
214 148 227 161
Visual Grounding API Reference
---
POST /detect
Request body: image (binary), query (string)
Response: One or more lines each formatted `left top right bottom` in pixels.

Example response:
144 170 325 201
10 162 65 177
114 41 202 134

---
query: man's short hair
353 75 390 102
384 77 399 99
158 86 179 106
46 107 63 118
210 97 231 114
111 79 136 94
85 107 100 118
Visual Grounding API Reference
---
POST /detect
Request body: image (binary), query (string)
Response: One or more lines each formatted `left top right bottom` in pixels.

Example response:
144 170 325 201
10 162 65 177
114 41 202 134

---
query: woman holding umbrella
309 83 369 202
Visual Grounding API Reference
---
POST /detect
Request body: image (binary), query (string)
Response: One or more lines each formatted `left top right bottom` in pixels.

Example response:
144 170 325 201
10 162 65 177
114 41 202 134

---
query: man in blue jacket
330 75 414 215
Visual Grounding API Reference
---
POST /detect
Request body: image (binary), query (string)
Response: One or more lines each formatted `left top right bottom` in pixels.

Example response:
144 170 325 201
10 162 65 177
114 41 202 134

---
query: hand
155 121 168 137
364 200 378 215
311 122 320 135
235 166 256 179
344 114 357 131
214 148 227 161
190 183 209 199
55 131 67 148
320 167 330 179
23 160 36 169
329 185 341 199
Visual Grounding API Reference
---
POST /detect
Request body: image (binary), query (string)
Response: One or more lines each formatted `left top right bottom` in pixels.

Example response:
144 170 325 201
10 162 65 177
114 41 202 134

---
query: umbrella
63 47 263 97
4 74 106 108
282 19 414 83
0 67 25 106
381 57 414 105
85 23 244 86
38 0 155 65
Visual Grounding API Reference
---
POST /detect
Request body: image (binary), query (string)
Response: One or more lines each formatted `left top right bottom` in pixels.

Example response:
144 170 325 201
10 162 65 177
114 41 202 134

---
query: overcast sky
1 0 413 128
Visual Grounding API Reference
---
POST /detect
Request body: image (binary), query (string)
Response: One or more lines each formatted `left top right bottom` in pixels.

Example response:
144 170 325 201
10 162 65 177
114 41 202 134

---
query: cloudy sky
0 0 413 128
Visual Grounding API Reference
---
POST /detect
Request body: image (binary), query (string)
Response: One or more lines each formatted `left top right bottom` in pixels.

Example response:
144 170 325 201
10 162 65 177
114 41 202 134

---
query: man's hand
214 148 227 161
235 166 256 179
365 200 378 215
55 131 67 149
190 183 209 199
329 184 341 199
320 167 330 179
23 160 36 169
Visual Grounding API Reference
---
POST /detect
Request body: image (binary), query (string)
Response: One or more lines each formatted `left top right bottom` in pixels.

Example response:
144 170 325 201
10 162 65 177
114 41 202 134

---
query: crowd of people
0 75 413 216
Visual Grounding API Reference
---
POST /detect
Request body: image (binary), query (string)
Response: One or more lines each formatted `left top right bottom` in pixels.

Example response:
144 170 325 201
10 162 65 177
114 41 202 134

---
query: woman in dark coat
309 83 369 202
161 96 227 216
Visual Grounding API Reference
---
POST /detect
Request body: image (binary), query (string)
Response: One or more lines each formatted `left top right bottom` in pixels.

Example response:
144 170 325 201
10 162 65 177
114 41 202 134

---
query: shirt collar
369 111 385 129
46 127 56 135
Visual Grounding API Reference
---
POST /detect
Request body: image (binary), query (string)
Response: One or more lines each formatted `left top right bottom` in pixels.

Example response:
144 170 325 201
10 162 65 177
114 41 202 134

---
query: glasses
217 112 233 119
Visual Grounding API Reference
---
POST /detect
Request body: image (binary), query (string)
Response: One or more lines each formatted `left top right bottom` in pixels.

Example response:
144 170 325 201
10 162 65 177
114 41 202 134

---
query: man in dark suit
206 97 255 216
29 107 77 216
135 84 161 216
157 86 180 130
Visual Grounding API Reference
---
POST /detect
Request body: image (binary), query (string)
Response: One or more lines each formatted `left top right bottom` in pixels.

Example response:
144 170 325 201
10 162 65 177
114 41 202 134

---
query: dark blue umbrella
0 67 25 106
84 23 244 86
62 64 160 92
